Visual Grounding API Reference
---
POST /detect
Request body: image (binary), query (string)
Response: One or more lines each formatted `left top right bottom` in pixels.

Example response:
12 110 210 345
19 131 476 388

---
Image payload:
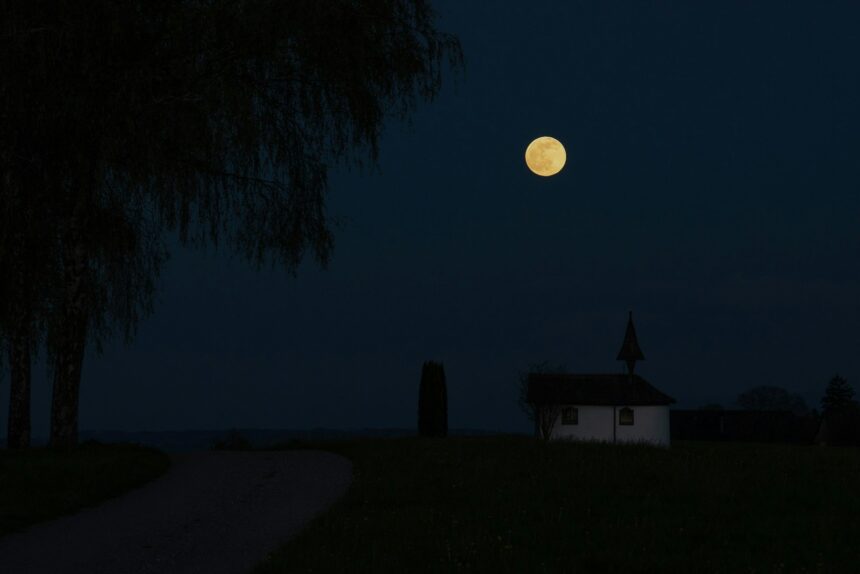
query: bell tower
616 310 645 378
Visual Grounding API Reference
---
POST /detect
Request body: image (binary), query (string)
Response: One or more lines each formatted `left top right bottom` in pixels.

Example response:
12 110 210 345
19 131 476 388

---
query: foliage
417 361 447 437
31 0 464 273
818 375 860 446
820 374 855 416
0 141 68 448
0 4 168 352
254 437 860 574
516 361 567 424
698 403 724 410
0 0 462 447
735 385 809 415
1 2 172 446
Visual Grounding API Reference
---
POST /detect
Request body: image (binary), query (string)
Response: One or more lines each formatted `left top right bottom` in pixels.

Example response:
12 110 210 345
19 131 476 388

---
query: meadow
0 442 170 538
254 436 860 574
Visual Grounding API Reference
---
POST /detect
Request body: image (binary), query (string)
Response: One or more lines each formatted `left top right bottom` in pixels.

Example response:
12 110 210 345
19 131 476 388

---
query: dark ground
0 450 353 574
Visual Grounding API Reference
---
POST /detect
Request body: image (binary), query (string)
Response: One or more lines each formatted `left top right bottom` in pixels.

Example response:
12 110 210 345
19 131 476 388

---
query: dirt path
0 450 353 574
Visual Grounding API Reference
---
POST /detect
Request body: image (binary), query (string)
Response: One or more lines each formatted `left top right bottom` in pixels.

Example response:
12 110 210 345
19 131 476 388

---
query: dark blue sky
5 1 860 436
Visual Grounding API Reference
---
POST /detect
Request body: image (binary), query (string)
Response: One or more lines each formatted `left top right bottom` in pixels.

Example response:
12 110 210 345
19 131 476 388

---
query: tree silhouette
818 374 859 446
0 172 165 448
44 196 166 448
0 1 462 447
418 361 448 438
517 361 567 428
821 374 855 416
536 403 563 442
0 173 58 448
0 183 35 449
1 4 169 447
735 385 808 416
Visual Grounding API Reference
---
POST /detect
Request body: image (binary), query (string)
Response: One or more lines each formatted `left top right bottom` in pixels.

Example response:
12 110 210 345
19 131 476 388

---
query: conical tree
821 374 855 417
418 361 448 437
418 361 436 437
820 374 860 446
436 362 448 437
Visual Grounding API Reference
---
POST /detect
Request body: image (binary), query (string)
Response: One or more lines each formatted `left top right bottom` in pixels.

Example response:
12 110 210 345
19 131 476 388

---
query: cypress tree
418 360 448 437
418 361 434 437
437 362 448 437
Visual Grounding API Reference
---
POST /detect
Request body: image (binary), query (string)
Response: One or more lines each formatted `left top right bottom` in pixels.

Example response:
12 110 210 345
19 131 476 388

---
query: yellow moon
525 136 566 177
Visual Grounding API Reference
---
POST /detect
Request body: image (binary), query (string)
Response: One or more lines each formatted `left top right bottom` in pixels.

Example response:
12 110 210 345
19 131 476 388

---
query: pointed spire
616 311 645 376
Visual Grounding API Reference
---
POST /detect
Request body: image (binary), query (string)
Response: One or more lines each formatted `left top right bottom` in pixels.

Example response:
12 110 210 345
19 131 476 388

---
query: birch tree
0 0 462 447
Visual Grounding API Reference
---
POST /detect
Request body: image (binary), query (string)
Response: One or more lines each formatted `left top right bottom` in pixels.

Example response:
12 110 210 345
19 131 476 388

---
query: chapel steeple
616 310 645 377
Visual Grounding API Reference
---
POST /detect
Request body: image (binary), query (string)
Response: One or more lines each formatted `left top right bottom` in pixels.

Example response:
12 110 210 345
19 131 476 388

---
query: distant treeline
674 376 860 445
670 410 819 444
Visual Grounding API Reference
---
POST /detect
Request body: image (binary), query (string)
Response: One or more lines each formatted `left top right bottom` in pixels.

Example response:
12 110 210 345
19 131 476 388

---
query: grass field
0 442 170 538
254 436 860 574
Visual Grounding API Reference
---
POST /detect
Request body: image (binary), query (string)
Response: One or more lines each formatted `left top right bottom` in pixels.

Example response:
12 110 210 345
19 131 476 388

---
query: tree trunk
49 320 86 449
538 405 560 441
49 221 89 449
7 333 31 449
6 226 33 450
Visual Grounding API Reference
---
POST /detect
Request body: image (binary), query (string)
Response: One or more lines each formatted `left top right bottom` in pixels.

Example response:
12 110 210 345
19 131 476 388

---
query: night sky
4 1 860 437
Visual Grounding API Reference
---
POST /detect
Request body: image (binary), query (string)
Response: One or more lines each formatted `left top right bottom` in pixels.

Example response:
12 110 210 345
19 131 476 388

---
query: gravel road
0 450 353 574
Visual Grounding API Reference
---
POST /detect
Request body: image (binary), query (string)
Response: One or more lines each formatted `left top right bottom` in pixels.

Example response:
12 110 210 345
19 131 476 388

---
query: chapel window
562 407 579 425
619 407 634 426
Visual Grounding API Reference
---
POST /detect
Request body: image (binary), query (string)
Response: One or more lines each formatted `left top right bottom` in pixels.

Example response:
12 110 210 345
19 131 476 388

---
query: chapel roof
526 373 675 406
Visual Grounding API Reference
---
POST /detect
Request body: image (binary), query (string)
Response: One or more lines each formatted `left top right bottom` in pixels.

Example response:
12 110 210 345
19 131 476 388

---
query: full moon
525 136 566 177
